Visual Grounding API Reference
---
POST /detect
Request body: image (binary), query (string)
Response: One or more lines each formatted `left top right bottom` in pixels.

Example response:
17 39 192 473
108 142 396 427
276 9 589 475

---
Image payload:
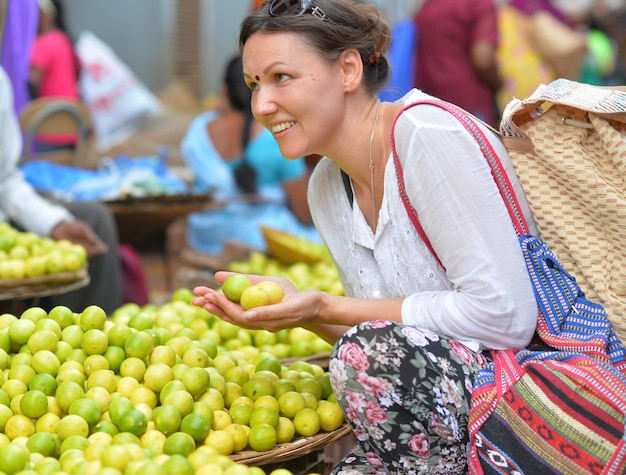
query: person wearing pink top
29 0 80 148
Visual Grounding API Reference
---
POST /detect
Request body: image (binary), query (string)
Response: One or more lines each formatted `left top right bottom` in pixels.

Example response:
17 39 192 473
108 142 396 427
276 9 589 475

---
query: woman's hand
192 271 325 332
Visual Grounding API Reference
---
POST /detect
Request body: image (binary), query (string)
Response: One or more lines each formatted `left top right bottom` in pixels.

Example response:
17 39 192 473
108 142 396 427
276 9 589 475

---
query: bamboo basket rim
0 266 90 301
230 424 351 465
261 226 326 266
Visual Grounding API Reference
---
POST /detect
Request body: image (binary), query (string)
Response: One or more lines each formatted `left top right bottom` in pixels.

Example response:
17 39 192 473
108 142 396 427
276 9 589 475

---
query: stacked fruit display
227 252 343 297
0 291 343 475
0 223 87 281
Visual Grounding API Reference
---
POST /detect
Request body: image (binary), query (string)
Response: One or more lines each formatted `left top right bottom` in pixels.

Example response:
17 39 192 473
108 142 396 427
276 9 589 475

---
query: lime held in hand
222 275 253 303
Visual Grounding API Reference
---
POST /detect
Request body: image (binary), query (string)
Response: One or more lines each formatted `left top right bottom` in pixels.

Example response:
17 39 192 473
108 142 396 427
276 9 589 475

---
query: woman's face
242 31 347 160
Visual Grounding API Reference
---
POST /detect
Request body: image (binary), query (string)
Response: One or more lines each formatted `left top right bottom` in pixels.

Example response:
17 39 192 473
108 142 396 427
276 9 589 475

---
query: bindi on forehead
255 75 260 81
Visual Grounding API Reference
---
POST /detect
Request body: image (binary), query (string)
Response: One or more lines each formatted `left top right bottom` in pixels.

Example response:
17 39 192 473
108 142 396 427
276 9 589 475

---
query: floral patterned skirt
329 321 489 475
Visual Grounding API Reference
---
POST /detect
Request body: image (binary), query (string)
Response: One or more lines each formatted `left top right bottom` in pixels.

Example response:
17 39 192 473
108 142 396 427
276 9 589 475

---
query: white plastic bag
75 31 162 151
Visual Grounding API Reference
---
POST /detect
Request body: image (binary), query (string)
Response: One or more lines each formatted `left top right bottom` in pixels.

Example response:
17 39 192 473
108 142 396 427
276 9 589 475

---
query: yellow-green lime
296 378 322 400
20 306 47 323
249 406 279 428
293 407 321 437
0 442 29 474
159 380 187 404
239 286 270 310
86 368 117 393
30 350 61 377
8 364 36 385
221 275 252 303
317 401 344 431
54 380 84 412
27 329 58 353
223 423 248 452
143 362 174 393
204 429 235 456
106 324 132 348
163 431 196 456
28 372 57 396
278 391 307 419
86 386 112 413
228 403 253 426
211 410 232 430
68 398 102 426
59 434 90 453
48 305 75 329
26 431 59 457
242 376 274 401
180 366 211 397
247 423 277 452
275 416 296 443
103 345 126 373
125 331 154 359
153 404 182 436
162 453 195 475
56 414 90 440
181 347 209 368
92 420 119 437
224 366 250 387
255 281 285 305
162 389 194 417
180 412 211 442
119 356 147 382
79 305 107 331
149 345 177 366
117 409 148 436
4 414 35 440
35 411 61 434
255 356 282 377
20 389 48 418
100 443 133 470
108 396 134 426
273 379 297 400
81 329 108 355
8 319 36 346
127 311 154 331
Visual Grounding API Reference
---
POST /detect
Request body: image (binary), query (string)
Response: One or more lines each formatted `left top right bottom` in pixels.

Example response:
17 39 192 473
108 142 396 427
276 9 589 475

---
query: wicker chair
18 97 92 167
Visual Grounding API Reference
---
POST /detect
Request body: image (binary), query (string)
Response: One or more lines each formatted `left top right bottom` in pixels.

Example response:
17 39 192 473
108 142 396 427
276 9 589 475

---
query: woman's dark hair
224 55 258 194
239 0 392 95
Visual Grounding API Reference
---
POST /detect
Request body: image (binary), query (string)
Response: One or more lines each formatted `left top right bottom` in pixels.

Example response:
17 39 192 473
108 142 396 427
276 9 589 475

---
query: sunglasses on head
269 0 327 20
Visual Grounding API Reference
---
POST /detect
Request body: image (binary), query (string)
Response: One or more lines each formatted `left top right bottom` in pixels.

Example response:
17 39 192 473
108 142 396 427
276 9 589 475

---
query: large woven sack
500 79 626 343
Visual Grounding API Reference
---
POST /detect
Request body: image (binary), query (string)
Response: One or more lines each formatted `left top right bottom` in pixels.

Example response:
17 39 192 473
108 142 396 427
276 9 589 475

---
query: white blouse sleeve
396 103 538 351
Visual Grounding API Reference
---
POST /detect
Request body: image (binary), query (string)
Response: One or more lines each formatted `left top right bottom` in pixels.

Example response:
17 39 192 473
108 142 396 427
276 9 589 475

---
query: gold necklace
369 101 382 229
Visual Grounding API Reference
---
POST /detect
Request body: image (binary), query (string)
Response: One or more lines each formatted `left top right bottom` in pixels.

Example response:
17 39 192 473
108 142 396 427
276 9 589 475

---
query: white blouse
308 89 539 352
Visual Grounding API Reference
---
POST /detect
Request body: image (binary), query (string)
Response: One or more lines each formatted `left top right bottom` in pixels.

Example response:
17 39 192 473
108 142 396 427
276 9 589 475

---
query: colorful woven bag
500 79 626 344
391 98 626 474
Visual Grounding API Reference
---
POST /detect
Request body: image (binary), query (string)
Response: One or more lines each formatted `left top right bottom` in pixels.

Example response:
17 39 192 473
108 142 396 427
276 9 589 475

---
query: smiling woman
192 1 541 473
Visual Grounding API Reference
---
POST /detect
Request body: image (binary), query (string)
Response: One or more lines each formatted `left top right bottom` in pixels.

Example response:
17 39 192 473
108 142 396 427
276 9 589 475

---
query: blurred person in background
413 0 503 127
29 0 79 101
0 0 122 314
495 0 587 113
28 0 82 152
0 65 123 314
181 54 320 255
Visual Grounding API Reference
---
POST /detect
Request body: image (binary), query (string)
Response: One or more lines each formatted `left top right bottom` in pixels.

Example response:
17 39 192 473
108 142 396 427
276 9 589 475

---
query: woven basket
281 352 331 369
261 227 326 266
230 424 351 465
500 79 626 342
105 192 222 244
0 266 90 301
